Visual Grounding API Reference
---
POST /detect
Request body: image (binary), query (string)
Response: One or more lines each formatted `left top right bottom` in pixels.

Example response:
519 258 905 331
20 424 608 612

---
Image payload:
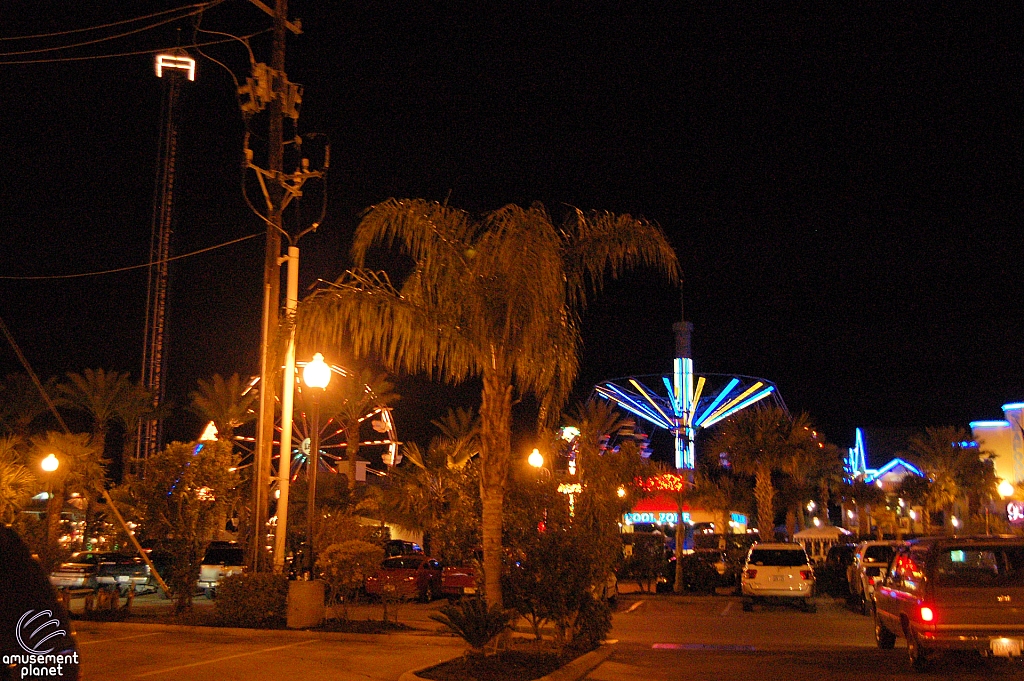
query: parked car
49 551 124 590
384 540 423 558
197 541 245 598
816 542 857 597
365 555 442 602
95 554 149 594
741 542 816 612
873 536 1024 670
848 540 904 614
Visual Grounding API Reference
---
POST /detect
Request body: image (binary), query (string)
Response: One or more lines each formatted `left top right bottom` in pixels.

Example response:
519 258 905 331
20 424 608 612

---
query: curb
398 641 616 681
72 619 462 646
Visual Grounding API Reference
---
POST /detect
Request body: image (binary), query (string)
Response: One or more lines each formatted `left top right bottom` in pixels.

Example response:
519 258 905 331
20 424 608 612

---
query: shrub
569 594 612 653
429 597 515 653
678 554 719 594
215 573 288 627
316 539 384 615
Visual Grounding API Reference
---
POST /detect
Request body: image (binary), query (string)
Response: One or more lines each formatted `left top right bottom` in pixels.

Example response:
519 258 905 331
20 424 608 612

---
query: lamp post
302 352 331 578
41 454 60 548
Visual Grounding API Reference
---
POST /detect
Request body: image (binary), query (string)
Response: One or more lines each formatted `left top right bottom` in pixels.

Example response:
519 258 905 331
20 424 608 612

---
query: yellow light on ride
303 352 332 390
999 480 1016 499
41 454 59 472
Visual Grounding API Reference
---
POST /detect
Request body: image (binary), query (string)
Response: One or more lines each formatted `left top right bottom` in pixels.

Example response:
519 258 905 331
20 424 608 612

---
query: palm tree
56 369 130 462
298 199 678 606
709 407 816 539
316 369 399 489
0 436 35 524
0 373 57 437
190 373 258 444
907 426 990 532
30 431 106 549
113 380 156 479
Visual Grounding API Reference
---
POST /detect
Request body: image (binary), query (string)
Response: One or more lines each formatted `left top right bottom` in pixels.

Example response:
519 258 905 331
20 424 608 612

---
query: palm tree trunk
754 464 775 540
479 369 512 608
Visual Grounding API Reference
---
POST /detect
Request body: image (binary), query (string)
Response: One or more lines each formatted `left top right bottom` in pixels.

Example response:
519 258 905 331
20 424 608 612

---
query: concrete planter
287 580 325 629
398 642 615 681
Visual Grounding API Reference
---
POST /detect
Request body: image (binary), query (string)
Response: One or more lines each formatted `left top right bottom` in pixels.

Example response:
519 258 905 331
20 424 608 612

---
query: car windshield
748 549 808 567
382 557 423 569
864 545 897 563
933 546 1024 588
67 553 107 565
203 547 244 565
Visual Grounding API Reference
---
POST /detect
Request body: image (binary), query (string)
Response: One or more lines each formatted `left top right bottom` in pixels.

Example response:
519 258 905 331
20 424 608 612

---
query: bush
677 554 720 594
316 539 384 612
569 594 612 653
429 597 515 653
215 573 288 627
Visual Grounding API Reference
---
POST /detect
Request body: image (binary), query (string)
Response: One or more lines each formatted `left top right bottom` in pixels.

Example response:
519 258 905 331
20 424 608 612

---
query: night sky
2 2 1023 460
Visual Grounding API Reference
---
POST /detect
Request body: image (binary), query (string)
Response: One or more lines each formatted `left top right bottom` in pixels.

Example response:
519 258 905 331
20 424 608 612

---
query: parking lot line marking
79 632 162 646
626 600 644 613
653 643 756 652
133 639 317 678
719 601 734 616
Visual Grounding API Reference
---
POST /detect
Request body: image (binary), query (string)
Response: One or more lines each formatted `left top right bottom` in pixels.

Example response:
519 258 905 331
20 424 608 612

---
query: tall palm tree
113 380 156 479
56 368 130 461
709 406 815 539
0 436 35 524
190 373 258 444
298 199 679 606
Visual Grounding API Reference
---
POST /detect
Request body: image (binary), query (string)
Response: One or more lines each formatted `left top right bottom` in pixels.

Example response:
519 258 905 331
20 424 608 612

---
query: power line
0 30 270 66
0 2 218 42
0 6 218 58
0 232 261 281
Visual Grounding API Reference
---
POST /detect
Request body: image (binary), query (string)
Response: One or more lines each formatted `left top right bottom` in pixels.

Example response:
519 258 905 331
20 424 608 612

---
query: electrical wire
0 6 218 58
0 232 261 281
0 30 269 66
0 2 218 41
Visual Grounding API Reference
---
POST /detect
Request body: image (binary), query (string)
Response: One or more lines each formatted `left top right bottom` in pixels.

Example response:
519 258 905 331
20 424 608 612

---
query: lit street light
303 352 331 578
999 480 1016 499
41 453 59 473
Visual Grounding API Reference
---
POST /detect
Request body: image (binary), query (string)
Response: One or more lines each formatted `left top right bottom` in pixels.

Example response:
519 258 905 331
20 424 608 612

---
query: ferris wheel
234 361 400 480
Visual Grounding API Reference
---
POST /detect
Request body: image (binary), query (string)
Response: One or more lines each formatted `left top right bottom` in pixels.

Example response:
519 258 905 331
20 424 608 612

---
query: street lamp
40 454 60 547
302 352 331 578
41 454 59 473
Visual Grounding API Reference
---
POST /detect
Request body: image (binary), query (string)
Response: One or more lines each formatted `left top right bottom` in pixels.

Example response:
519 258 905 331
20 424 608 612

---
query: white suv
741 542 816 612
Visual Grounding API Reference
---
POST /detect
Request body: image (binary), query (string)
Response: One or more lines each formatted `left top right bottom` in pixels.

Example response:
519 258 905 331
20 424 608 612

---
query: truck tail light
867 576 876 586
800 570 813 580
745 569 757 579
919 606 935 622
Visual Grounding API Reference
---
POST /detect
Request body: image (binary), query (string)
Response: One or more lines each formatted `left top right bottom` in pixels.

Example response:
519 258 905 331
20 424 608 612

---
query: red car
441 564 480 598
365 555 443 602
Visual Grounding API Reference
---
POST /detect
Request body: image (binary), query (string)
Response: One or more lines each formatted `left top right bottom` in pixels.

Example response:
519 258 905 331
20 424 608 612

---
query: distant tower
137 52 195 472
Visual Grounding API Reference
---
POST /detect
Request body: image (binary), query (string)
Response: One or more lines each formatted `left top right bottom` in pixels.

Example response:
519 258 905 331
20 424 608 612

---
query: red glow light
920 606 935 622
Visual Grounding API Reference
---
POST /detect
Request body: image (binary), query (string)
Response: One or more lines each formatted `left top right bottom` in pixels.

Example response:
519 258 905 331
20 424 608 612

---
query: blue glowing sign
624 511 691 525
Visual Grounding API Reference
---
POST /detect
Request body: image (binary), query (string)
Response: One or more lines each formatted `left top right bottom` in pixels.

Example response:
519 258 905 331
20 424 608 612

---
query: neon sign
624 511 691 525
155 54 196 81
1008 501 1024 524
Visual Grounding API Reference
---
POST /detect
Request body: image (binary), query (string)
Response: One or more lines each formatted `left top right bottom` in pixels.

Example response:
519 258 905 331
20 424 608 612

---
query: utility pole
247 0 300 571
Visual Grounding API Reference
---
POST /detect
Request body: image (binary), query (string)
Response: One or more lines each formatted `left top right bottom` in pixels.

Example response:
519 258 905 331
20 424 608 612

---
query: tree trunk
479 368 512 608
753 465 775 540
785 508 797 538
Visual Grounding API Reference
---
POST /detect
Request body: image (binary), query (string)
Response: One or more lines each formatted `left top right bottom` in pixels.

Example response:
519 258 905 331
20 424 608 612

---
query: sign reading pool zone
1008 501 1024 524
624 511 691 525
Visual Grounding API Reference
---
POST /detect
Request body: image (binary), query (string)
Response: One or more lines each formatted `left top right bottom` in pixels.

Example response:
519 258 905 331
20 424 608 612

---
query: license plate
991 638 1023 657
769 576 784 582
463 587 477 594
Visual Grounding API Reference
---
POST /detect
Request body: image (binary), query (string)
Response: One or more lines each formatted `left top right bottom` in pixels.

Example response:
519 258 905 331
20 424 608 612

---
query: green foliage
0 436 35 524
127 440 239 612
215 573 289 628
317 539 385 609
620 534 665 593
429 597 515 653
570 594 612 653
